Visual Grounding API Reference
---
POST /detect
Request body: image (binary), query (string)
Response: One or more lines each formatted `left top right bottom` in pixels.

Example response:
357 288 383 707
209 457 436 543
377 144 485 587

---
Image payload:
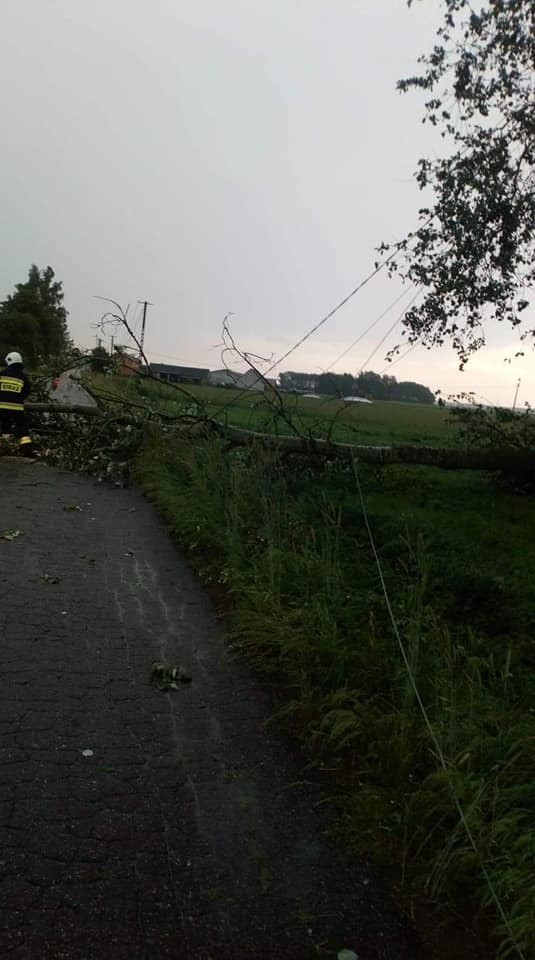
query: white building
207 369 240 386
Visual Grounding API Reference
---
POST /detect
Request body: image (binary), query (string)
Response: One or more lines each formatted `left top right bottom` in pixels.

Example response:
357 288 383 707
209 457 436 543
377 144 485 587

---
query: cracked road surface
0 462 423 959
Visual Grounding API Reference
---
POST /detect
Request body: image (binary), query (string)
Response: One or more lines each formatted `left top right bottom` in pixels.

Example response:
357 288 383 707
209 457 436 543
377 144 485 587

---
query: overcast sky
1 0 533 405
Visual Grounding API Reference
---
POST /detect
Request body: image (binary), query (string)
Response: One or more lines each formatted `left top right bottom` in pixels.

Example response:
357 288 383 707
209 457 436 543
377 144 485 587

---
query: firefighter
0 352 33 456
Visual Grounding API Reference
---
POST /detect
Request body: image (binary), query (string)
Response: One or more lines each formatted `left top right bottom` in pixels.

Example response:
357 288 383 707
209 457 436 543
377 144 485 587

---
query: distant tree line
280 370 435 404
0 265 71 366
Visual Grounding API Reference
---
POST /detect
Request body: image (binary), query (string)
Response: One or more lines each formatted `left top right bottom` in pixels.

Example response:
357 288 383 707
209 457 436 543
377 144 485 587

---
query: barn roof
150 363 209 378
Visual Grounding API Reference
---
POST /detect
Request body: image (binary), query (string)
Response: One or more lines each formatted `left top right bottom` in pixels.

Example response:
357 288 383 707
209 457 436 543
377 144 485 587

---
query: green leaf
1 529 22 540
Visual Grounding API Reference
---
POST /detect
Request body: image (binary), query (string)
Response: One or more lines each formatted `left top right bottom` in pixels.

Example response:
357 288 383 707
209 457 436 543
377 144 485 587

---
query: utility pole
110 335 115 356
138 300 153 359
513 378 521 412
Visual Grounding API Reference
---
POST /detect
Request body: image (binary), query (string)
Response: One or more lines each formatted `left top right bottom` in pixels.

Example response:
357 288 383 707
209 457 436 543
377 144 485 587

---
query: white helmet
5 352 23 366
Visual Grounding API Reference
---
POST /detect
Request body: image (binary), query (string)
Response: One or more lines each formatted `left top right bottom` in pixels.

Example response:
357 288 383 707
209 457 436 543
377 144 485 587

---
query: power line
356 287 421 374
149 351 211 367
268 249 399 376
439 383 522 391
326 283 416 372
261 211 436 382
217 206 440 417
216 249 401 416
349 456 526 960
212 209 437 416
311 290 420 412
379 341 418 375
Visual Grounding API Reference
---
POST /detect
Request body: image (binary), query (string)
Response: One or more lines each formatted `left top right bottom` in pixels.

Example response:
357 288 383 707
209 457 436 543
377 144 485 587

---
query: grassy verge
133 432 535 958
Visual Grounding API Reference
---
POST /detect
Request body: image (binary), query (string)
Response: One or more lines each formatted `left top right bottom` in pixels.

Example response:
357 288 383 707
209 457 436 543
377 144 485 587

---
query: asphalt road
0 461 424 960
49 369 98 407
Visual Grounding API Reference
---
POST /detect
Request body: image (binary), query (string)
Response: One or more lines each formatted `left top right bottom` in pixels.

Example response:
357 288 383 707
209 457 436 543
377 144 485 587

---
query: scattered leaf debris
41 574 61 584
1 529 22 541
150 661 192 691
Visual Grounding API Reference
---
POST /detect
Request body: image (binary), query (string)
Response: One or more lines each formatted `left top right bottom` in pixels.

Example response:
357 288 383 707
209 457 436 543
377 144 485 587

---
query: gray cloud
1 0 532 404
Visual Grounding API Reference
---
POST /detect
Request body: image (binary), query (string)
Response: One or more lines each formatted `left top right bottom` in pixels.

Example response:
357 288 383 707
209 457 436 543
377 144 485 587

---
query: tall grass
133 433 535 957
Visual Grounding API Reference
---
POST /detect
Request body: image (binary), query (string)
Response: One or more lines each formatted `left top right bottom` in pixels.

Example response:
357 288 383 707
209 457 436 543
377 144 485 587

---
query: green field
94 374 457 447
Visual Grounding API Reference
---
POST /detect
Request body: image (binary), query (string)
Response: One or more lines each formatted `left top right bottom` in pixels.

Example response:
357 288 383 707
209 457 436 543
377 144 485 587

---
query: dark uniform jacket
0 364 31 411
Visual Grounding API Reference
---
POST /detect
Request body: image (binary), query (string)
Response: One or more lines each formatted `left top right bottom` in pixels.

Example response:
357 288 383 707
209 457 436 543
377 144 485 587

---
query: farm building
234 369 278 393
150 363 209 385
207 369 241 386
116 352 141 377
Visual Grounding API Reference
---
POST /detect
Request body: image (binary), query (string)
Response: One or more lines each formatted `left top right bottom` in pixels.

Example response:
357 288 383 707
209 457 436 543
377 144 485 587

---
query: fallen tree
25 400 534 477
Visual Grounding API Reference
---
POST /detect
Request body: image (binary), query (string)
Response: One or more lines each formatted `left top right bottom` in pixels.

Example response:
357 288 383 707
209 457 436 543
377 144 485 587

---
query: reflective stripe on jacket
0 365 30 411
